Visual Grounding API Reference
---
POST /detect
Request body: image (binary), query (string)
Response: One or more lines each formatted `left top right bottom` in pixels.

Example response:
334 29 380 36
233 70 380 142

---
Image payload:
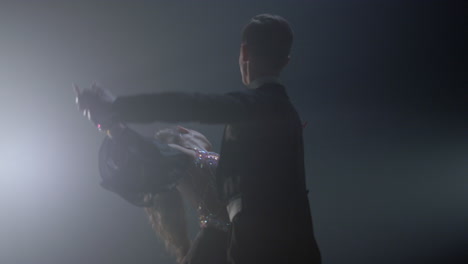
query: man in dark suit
76 14 321 264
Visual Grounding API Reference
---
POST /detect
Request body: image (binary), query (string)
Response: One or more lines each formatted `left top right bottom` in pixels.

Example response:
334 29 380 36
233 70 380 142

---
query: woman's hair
144 190 189 263
144 128 191 263
145 127 217 262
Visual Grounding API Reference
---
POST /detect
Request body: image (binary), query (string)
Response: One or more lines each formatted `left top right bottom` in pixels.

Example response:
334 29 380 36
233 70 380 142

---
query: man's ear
177 126 190 134
241 43 249 62
281 55 291 69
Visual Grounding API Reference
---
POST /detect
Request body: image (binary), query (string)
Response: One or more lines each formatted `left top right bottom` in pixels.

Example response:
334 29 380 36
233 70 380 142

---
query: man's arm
112 91 257 124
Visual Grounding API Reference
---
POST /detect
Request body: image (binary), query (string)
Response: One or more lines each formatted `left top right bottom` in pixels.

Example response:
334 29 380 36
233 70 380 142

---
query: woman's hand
176 126 213 151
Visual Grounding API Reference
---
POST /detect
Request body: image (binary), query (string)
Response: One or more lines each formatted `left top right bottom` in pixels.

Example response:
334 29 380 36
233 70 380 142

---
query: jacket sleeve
112 91 258 124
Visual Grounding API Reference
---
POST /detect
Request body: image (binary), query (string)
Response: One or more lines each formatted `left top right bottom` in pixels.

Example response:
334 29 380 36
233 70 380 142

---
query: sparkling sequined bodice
190 148 230 232
193 149 219 171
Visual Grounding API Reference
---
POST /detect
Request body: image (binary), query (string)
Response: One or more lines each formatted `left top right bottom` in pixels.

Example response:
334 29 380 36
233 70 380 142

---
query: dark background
0 1 466 264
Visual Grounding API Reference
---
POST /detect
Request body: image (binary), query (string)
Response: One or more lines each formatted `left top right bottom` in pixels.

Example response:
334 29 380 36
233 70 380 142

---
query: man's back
215 82 321 263
216 83 306 207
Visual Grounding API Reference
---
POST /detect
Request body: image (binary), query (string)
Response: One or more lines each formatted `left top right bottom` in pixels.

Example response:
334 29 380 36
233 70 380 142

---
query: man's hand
74 82 117 131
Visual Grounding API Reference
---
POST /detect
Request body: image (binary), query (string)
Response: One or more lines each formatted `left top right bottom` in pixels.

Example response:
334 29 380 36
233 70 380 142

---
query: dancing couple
75 14 321 264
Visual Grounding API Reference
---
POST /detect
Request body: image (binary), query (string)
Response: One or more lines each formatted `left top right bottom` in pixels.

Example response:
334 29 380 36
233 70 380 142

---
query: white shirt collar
247 76 281 89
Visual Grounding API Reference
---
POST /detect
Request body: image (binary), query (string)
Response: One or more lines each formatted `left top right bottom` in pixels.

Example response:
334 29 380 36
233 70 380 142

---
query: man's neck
247 75 281 89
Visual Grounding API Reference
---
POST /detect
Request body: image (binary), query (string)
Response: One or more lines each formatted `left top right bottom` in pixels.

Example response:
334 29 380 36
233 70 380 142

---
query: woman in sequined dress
139 126 230 264
75 85 228 263
142 126 229 264
76 84 231 264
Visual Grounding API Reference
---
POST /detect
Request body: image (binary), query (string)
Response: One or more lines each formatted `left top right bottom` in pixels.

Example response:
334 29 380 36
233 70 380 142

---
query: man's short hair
241 14 293 71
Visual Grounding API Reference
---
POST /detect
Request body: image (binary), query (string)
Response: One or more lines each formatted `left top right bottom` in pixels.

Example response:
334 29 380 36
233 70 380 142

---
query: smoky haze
0 1 466 264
